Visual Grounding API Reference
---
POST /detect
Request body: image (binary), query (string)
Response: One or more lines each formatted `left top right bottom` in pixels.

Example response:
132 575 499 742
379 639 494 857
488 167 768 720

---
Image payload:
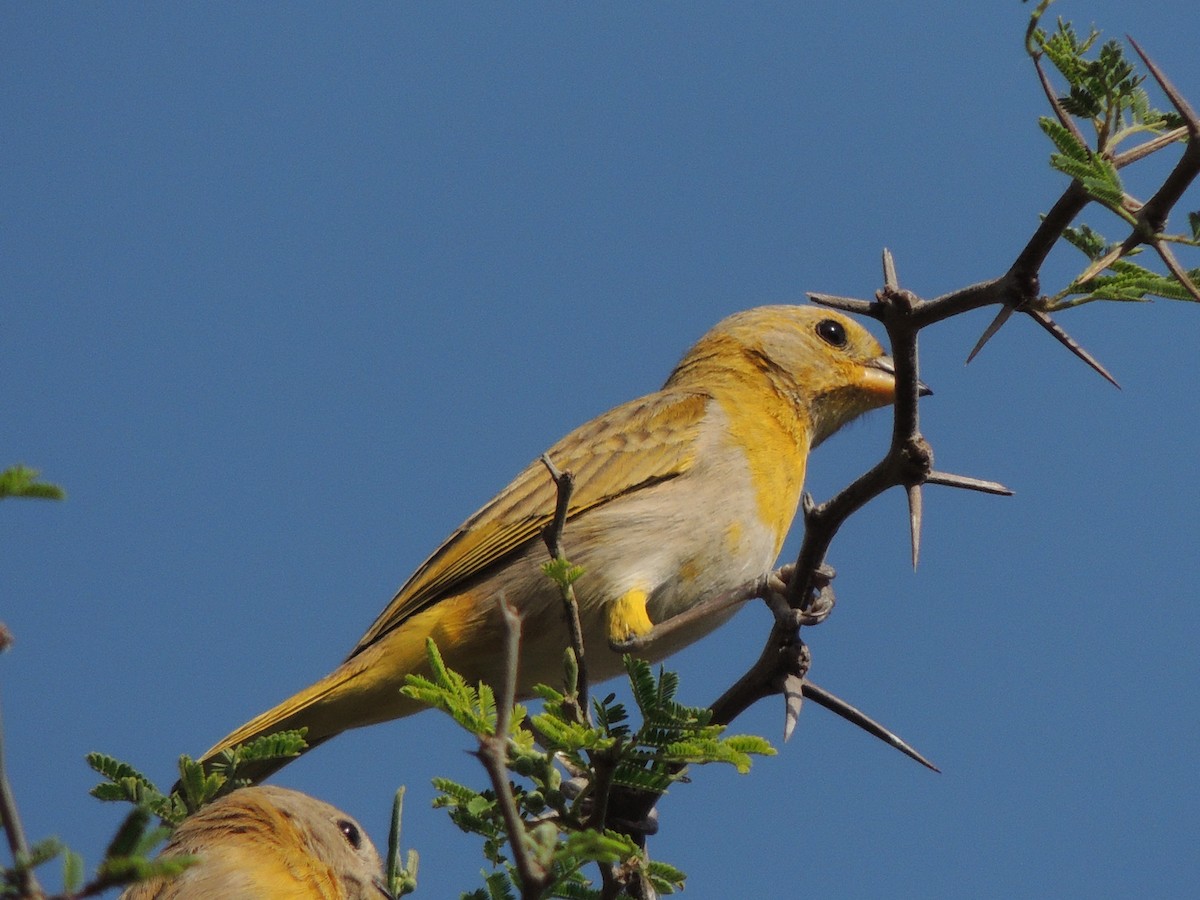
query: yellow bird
202 305 905 779
120 785 390 899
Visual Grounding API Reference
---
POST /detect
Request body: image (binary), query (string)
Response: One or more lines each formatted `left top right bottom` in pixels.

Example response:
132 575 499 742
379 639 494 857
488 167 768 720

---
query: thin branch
1128 37 1200 139
540 453 590 721
493 596 521 742
598 37 1194 863
0 691 43 899
473 597 549 899
1006 180 1093 300
906 275 1022 331
540 453 574 563
951 40 1198 365
1069 40 1200 308
1033 48 1090 150
1113 126 1188 168
727 264 1009 771
1153 238 1200 301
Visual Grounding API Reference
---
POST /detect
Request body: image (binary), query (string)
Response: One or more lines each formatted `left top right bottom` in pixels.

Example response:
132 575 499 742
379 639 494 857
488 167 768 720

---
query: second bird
201 304 903 779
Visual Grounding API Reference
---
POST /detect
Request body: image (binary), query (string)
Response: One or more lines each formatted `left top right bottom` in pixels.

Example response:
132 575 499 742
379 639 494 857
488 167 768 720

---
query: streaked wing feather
347 388 711 658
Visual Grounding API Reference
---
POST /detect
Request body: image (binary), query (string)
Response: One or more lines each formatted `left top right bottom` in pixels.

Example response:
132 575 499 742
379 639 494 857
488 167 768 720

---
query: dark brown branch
1006 180 1093 304
473 597 550 899
928 39 1199 366
794 286 936 612
1033 47 1091 150
540 453 574 563
1154 239 1200 301
670 268 945 769
609 37 1195 862
1113 126 1189 168
0 690 43 900
1073 42 1200 298
540 453 590 721
1128 37 1200 139
1110 42 1200 300
707 615 810 728
914 179 1091 347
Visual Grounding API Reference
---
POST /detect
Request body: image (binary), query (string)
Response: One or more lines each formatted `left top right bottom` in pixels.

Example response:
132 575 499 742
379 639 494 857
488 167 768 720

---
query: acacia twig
473 597 550 899
540 453 590 721
0 691 43 899
577 30 1196 870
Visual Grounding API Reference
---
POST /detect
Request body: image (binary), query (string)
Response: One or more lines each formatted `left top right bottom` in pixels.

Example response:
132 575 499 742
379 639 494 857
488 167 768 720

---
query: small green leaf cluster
541 559 585 591
43 733 310 896
403 642 520 738
1 837 71 899
1033 20 1181 149
1 464 202 897
86 808 192 894
0 808 189 899
1025 2 1198 308
0 466 65 501
3 723 307 898
406 642 773 898
87 754 188 824
386 787 421 897
1036 225 1200 309
88 730 308 824
535 660 773 798
1039 117 1124 208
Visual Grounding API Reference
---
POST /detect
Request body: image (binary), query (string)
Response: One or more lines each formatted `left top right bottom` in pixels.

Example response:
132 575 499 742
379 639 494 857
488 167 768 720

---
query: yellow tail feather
194 592 484 782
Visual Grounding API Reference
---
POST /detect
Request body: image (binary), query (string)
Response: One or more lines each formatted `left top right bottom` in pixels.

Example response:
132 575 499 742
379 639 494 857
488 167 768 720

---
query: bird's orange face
666 305 904 447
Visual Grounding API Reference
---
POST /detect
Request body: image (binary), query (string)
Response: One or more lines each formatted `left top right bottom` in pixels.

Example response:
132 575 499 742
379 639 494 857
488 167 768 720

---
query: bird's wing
347 387 711 658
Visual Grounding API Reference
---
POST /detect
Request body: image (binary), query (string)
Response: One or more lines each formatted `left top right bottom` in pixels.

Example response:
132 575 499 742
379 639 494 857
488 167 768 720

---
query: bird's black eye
338 819 363 850
815 318 848 348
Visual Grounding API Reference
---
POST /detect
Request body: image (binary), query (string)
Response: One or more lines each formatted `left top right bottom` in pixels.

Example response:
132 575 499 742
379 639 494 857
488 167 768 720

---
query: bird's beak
374 878 398 900
863 355 933 397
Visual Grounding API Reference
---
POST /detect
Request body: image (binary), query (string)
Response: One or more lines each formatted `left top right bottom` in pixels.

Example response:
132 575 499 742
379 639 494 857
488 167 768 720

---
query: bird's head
666 304 925 447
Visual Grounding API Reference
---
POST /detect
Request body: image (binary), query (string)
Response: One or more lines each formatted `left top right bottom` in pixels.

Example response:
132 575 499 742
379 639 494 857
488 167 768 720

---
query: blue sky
4 2 1198 897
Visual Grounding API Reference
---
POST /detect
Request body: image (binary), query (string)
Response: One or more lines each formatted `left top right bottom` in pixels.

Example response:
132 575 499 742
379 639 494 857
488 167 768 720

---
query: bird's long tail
198 630 432 783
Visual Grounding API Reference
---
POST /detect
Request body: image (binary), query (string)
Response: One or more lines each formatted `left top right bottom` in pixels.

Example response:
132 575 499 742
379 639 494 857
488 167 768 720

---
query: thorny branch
0 688 43 900
605 33 1198 840
472 597 555 900
717 34 1199 763
493 23 1199 892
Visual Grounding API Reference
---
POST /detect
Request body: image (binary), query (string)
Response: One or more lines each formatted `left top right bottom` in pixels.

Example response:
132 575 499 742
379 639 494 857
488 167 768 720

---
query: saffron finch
202 305 907 779
120 785 390 899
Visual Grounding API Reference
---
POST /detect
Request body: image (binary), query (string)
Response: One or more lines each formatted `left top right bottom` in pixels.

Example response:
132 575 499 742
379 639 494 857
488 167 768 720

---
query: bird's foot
762 562 836 628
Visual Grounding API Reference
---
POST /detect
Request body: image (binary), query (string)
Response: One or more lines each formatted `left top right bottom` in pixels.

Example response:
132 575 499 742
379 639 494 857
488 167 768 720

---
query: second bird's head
665 304 927 446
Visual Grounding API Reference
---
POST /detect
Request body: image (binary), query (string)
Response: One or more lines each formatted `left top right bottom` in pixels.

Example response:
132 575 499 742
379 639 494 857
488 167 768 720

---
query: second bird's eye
338 819 363 849
815 318 847 348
